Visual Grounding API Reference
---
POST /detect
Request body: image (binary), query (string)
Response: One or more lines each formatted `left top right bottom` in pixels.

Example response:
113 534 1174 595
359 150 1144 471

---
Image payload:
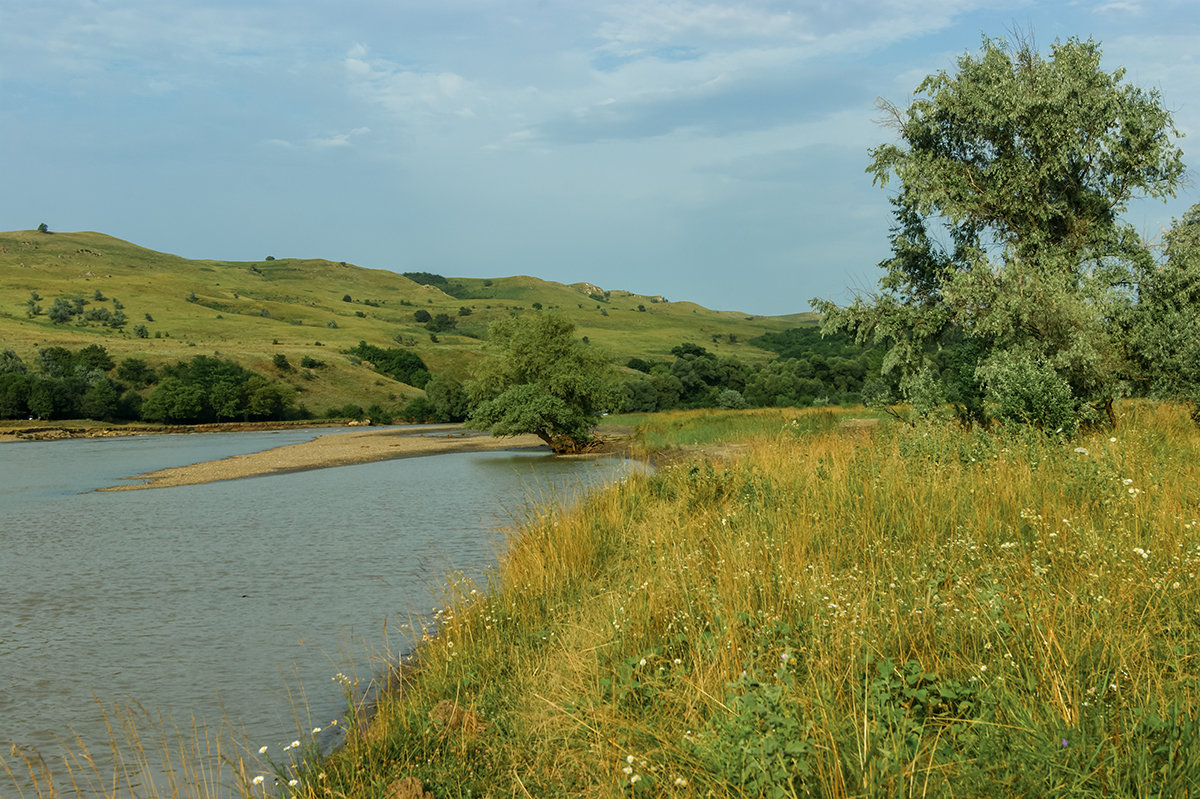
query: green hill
0 229 815 411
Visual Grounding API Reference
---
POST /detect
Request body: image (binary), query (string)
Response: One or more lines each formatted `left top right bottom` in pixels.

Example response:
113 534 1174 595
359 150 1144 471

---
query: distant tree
402 271 448 286
458 306 472 316
620 378 659 413
413 309 432 324
273 353 293 371
426 313 456 333
37 223 49 234
0 350 28 375
0 372 31 417
424 373 470 422
79 379 119 421
245 378 293 419
75 344 114 373
346 341 430 387
468 312 620 452
141 377 206 423
133 324 150 338
116 358 156 387
36 346 75 378
715 388 749 410
343 294 353 302
47 298 74 324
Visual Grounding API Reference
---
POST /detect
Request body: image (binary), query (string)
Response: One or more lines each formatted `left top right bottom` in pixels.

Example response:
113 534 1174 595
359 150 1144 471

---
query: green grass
0 230 812 412
11 403 1196 797
300 402 1200 797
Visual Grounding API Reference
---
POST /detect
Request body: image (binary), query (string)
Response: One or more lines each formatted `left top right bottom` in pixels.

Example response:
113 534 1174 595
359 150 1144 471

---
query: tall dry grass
310 403 1200 797
9 403 1199 797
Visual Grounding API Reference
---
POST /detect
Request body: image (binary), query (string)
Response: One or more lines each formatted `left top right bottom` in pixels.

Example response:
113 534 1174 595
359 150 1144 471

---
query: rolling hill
0 229 816 412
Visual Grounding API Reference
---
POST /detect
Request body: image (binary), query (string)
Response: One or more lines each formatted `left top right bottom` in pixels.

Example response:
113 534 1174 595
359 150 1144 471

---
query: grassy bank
262 402 1199 798
8 404 1200 797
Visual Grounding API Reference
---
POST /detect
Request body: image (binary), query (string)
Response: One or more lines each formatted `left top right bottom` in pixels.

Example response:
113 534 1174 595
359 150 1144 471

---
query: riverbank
98 427 544 490
0 418 346 442
99 426 632 491
2 419 633 490
287 403 1200 797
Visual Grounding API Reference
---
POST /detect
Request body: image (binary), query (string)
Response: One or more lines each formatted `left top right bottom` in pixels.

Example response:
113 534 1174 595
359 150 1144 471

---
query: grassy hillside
0 229 814 412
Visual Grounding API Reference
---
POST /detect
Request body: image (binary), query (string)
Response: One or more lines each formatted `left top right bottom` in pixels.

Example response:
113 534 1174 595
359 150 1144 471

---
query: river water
0 428 636 795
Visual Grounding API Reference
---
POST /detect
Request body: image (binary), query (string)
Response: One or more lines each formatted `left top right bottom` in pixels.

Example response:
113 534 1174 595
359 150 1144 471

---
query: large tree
468 312 620 453
815 35 1185 430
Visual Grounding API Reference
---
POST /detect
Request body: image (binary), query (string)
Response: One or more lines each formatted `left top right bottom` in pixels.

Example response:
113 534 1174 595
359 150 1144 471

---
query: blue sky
2 1 1196 315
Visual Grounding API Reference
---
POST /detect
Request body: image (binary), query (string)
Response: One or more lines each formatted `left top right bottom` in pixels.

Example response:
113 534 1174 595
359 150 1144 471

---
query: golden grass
309 402 1200 797
9 402 1200 797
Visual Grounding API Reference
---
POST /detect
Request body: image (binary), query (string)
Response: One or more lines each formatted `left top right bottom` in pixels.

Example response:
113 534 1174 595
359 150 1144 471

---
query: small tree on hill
468 312 620 453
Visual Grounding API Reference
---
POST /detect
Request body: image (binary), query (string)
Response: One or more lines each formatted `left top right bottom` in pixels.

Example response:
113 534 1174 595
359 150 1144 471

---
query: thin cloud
267 128 371 150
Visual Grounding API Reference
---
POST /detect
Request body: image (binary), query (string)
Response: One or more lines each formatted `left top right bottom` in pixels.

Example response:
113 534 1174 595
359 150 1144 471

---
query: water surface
0 429 634 792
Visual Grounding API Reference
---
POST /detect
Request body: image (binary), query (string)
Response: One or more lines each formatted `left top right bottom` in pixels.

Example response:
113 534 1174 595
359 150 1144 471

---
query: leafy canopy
814 35 1185 430
468 312 620 452
1126 203 1200 420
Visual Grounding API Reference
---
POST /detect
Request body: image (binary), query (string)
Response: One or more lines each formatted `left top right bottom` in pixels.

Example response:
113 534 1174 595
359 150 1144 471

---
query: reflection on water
0 429 637 794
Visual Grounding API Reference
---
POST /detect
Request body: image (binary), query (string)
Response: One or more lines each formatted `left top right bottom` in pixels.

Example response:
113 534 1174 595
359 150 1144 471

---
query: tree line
0 346 297 423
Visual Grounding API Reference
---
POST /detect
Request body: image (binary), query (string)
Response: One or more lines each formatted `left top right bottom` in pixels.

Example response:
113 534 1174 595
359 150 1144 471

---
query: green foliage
625 357 654 374
1126 202 1200 422
425 312 456 333
116 358 155 387
714 388 748 410
468 312 621 452
423 373 470 422
698 658 819 797
815 35 1185 430
141 356 294 423
413 308 432 323
273 353 293 371
402 271 448 287
345 341 430 388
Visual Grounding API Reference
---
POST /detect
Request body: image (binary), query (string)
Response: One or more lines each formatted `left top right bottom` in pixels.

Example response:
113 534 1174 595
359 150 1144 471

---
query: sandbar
100 427 549 491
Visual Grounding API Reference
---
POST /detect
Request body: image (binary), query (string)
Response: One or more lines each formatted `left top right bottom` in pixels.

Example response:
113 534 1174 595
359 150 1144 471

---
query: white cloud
1095 1 1143 13
267 127 371 150
342 44 482 123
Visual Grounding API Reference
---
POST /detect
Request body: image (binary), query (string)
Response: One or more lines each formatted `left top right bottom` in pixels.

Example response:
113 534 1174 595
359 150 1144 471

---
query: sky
1 1 1197 316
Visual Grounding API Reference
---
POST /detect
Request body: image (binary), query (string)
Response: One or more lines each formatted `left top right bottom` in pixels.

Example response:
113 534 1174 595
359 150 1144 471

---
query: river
0 427 636 796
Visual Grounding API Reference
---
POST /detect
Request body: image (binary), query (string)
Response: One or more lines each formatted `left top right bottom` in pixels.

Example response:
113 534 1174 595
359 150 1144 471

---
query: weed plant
309 402 1200 797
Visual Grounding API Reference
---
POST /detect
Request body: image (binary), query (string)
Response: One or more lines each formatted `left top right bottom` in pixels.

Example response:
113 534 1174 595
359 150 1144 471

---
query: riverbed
0 428 637 794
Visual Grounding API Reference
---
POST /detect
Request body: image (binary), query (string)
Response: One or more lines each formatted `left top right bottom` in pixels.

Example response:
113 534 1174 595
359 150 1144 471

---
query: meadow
287 403 1200 797
7 403 1198 797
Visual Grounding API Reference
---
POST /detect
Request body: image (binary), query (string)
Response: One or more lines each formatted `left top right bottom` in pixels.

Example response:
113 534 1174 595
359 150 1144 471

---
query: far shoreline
100 426 554 491
1 418 635 490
